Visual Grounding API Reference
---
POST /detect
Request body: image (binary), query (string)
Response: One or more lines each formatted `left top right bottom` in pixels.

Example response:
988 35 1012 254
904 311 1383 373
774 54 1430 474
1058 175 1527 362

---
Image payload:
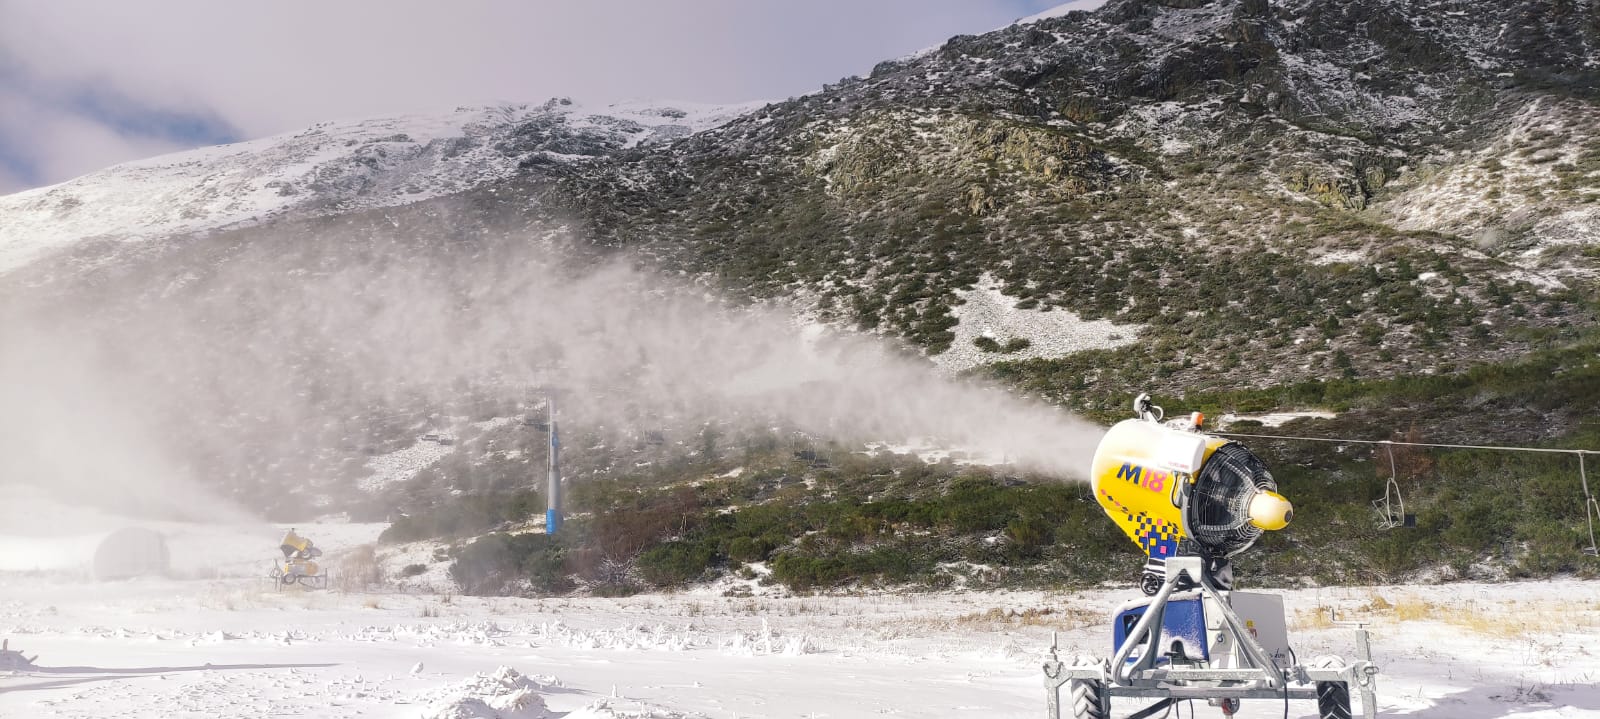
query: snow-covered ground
359 416 520 495
1012 0 1109 27
360 438 458 495
2 489 1596 717
937 274 1143 372
863 438 1011 467
1380 98 1600 278
3 563 1598 717
1218 411 1339 429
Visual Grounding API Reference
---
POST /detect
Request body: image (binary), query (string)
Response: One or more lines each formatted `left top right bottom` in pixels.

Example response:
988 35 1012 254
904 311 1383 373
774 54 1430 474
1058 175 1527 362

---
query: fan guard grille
1188 442 1278 557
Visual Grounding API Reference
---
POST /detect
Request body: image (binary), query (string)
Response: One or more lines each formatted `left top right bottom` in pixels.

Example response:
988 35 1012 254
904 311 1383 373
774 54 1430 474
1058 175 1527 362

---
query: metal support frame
1044 557 1378 719
1580 453 1599 557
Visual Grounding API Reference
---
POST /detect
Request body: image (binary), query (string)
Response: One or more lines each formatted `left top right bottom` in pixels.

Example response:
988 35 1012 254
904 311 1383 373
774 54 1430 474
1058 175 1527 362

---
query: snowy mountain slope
0 99 762 276
1014 0 1109 26
892 0 1109 61
1380 97 1600 274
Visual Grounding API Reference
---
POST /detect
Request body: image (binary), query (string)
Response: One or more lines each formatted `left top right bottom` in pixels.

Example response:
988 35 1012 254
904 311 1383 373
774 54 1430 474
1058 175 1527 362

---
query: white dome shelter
92 527 170 580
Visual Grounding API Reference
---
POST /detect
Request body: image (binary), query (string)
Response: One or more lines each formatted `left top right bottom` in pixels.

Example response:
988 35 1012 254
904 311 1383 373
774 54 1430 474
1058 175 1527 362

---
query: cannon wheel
1067 679 1109 719
1317 681 1352 719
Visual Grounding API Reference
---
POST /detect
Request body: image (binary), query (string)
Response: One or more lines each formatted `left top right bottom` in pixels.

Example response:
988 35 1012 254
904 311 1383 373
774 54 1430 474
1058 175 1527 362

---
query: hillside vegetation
425 329 1600 596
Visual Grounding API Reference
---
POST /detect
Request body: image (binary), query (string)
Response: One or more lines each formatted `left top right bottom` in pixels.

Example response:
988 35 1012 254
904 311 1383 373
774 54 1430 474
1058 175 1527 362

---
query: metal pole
546 395 562 535
1580 453 1598 556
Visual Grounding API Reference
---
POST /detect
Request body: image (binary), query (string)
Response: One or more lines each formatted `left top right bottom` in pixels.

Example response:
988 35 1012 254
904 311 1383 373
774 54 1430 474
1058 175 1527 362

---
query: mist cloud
0 219 1104 524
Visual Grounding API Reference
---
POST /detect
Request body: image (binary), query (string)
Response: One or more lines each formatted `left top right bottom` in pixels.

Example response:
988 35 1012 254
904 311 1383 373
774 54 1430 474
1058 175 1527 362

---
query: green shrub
449 532 569 595
638 541 719 586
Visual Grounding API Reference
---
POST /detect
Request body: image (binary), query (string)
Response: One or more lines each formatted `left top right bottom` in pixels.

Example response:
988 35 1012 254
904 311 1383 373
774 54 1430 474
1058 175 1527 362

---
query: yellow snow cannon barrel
280 529 314 558
1090 417 1292 562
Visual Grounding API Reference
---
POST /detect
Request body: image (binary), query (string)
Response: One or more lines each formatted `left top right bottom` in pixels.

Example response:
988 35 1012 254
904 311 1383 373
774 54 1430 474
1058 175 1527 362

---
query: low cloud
0 57 234 193
0 165 27 195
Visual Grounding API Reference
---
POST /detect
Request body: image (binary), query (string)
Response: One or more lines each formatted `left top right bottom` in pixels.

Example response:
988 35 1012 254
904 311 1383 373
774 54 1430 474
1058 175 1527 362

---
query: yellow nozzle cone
1248 491 1294 531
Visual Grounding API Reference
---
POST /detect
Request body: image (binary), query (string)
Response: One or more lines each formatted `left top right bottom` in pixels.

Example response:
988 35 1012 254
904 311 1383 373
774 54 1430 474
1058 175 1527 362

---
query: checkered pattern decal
1136 514 1180 558
1101 488 1182 559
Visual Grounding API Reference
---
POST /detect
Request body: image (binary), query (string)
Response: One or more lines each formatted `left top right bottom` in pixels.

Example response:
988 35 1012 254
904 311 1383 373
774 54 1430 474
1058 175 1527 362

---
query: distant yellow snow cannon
270 529 326 590
1043 394 1377 719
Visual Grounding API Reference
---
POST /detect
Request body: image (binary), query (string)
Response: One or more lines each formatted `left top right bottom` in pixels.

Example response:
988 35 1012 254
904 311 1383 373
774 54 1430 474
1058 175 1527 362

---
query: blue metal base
1113 593 1209 664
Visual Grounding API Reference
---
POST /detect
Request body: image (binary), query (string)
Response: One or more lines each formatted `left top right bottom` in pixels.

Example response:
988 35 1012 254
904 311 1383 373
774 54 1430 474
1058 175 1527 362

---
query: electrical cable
1213 431 1598 456
1219 429 1600 549
1283 646 1299 719
1283 672 1289 719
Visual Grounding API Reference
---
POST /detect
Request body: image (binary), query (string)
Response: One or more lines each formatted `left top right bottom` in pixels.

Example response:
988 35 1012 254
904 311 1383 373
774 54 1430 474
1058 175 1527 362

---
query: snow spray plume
0 214 1103 523
0 326 258 527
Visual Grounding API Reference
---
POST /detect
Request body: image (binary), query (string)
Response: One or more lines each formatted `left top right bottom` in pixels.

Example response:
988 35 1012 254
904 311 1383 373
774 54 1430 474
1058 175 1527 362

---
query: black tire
281 575 299 586
1140 572 1163 596
1317 681 1352 719
1068 679 1110 719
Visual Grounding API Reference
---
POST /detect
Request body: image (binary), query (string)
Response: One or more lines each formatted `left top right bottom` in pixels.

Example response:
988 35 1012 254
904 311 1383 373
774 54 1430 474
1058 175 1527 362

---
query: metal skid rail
1043 557 1377 719
1043 659 1378 717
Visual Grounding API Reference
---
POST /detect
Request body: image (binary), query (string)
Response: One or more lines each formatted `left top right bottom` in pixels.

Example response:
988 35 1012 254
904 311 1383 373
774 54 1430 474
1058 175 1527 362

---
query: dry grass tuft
335 544 386 593
1391 598 1437 623
1292 593 1407 632
1366 596 1600 640
1291 604 1336 631
950 606 1099 630
1362 595 1394 612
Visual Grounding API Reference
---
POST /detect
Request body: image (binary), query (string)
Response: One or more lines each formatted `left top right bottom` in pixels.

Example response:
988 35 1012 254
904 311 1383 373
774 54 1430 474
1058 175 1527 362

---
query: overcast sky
0 0 1110 195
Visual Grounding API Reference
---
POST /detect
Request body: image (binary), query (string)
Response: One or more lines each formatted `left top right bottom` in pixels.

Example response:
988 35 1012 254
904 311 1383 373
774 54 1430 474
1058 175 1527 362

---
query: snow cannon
279 529 315 559
1043 394 1377 719
1089 395 1292 595
270 529 326 590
